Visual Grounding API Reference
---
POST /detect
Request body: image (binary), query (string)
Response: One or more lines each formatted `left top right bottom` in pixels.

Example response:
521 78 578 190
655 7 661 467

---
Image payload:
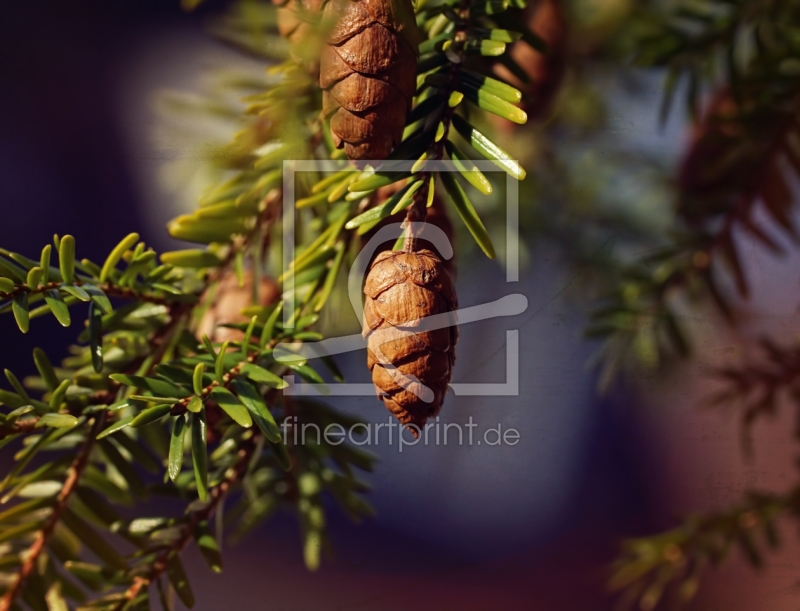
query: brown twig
0 280 194 305
402 188 429 253
0 413 106 611
112 439 257 610
710 338 800 443
0 418 41 441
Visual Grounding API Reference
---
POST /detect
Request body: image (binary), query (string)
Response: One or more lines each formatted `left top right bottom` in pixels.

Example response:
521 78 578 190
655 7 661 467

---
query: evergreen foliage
0 0 532 607
1 0 799 608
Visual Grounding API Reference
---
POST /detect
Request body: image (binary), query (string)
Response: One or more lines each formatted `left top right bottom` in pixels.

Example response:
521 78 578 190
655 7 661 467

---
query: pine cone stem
402 180 430 253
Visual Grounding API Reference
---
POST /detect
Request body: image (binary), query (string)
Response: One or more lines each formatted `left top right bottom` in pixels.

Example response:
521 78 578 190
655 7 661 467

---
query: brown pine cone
678 91 742 203
362 249 458 436
494 0 567 124
197 269 279 344
320 0 422 162
274 0 327 67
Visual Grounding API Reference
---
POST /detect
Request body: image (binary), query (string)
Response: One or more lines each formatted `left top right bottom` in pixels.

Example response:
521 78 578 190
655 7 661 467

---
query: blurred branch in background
708 337 800 451
582 0 800 384
593 1 800 608
610 486 799 611
470 0 800 606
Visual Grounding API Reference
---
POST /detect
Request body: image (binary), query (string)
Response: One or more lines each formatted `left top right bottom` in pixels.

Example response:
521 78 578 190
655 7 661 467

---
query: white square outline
280 159 523 397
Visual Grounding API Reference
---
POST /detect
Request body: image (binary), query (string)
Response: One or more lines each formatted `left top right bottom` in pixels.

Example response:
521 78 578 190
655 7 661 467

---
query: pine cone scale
329 25 402 78
363 296 384 331
365 251 427 296
367 330 428 363
373 283 444 326
320 48 416 96
329 74 402 113
372 352 451 393
326 1 378 45
359 0 422 47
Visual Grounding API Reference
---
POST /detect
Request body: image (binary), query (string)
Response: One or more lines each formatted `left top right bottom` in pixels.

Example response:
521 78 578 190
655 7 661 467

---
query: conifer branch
708 338 800 441
0 281 194 306
113 439 256 610
0 418 41 440
589 0 800 383
0 413 106 611
0 0 524 604
610 486 800 610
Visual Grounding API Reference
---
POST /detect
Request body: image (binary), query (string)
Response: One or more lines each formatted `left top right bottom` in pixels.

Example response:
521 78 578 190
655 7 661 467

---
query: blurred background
2 1 800 609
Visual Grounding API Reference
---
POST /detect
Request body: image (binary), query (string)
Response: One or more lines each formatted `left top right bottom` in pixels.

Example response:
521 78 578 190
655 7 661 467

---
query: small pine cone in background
197 269 279 344
678 90 741 214
361 188 455 276
320 0 422 162
274 0 327 67
362 250 458 436
494 0 566 124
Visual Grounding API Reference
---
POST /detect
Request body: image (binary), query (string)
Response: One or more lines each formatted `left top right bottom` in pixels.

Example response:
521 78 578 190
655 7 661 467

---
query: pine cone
320 0 422 162
362 250 458 436
274 0 327 67
197 269 279 344
678 91 742 203
494 0 566 124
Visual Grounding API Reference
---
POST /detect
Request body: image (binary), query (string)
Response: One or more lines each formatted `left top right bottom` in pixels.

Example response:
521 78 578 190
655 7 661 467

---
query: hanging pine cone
275 0 319 45
274 0 327 67
494 0 566 124
320 0 422 161
362 249 458 436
